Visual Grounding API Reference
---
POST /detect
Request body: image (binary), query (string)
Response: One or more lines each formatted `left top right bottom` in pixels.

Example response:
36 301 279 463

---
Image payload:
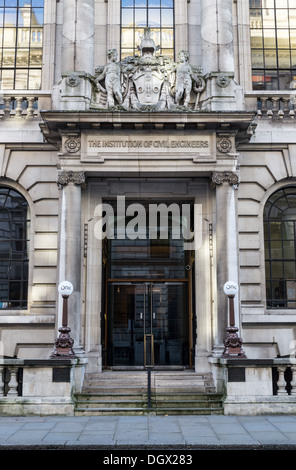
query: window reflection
106 200 192 280
250 0 296 89
148 8 160 27
0 187 29 310
264 187 296 308
121 0 174 58
0 0 43 89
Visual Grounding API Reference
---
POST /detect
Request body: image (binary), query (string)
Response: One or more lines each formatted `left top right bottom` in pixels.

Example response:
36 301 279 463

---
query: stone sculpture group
92 28 206 112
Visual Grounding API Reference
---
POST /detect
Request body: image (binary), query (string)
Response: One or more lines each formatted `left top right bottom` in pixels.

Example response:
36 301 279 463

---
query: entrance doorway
107 282 189 367
102 199 195 369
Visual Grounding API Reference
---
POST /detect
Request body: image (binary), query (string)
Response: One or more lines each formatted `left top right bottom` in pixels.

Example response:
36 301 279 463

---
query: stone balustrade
245 90 296 119
211 358 296 415
0 363 20 397
0 358 87 415
274 362 296 396
0 91 52 119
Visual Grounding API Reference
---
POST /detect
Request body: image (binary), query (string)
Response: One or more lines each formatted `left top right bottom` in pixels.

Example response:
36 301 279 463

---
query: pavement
0 414 296 457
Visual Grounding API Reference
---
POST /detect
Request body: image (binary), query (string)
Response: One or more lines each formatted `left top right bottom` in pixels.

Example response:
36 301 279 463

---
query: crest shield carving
133 68 164 105
92 27 206 112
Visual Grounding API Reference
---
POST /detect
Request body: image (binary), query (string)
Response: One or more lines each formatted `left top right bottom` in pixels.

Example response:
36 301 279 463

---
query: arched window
264 186 296 308
0 187 29 309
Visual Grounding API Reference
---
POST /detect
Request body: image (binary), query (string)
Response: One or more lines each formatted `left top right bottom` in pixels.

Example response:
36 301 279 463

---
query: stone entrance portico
40 107 255 374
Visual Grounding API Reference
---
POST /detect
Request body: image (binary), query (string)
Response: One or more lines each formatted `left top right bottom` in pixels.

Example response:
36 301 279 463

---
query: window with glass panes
0 187 29 309
0 0 43 90
121 0 174 60
250 0 296 90
264 187 296 308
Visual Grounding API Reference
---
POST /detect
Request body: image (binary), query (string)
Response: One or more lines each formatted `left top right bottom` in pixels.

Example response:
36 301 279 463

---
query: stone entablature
40 109 256 174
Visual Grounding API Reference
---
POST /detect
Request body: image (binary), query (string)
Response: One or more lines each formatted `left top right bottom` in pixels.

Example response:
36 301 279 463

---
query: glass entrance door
107 282 189 367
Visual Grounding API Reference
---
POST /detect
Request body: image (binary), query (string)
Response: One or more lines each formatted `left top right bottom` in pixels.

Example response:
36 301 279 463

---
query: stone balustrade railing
0 363 21 397
245 90 296 119
212 358 296 415
274 363 296 396
0 90 52 119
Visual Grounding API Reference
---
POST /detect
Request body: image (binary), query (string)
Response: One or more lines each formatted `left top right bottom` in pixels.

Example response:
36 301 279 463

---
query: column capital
57 170 86 189
211 170 240 189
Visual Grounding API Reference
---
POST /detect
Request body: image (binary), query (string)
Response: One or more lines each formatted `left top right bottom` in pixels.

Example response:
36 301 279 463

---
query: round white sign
223 281 238 296
58 281 74 296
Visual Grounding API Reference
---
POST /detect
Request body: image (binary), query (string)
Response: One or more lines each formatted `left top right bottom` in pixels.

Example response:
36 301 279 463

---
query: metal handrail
144 334 154 410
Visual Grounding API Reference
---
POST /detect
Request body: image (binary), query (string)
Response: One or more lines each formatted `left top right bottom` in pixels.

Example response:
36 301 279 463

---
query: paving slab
0 415 295 450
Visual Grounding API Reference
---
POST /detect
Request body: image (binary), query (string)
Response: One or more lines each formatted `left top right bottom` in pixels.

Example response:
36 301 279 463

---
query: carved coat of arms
91 28 206 112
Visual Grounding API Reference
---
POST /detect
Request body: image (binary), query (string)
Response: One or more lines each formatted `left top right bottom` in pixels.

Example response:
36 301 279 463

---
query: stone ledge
242 314 296 325
0 397 75 416
0 315 55 325
219 358 275 366
224 395 296 415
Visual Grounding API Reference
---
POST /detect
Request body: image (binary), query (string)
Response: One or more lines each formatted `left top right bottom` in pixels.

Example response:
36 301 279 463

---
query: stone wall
238 121 296 358
0 122 59 359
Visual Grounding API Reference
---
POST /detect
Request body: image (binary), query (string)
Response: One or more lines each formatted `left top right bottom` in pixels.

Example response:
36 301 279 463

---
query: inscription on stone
88 139 210 149
81 133 214 162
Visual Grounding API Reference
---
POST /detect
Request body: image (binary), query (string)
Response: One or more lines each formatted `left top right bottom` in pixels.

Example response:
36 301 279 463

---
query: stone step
84 371 212 381
75 400 222 409
75 407 149 416
75 370 222 415
74 392 224 415
76 392 219 401
74 407 224 416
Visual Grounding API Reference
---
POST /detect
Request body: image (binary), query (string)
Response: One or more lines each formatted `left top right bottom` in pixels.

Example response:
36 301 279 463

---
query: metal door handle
153 312 156 319
140 312 143 320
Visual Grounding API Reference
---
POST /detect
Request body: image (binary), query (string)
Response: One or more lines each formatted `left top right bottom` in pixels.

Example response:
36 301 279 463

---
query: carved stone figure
91 28 206 112
175 50 194 107
95 49 123 108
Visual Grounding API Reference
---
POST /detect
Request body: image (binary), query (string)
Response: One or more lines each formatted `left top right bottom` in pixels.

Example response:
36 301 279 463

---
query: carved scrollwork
57 170 86 189
211 171 240 189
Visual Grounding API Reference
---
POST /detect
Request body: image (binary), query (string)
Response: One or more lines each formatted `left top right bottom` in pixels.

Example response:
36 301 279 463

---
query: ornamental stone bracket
211 171 240 189
56 170 86 189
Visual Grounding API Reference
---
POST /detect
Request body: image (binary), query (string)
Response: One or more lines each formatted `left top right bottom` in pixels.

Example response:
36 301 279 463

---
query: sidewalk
0 414 296 450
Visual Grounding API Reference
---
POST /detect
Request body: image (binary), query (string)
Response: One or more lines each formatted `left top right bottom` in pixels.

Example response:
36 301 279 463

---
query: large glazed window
0 187 29 309
0 0 44 89
264 187 296 308
121 0 174 59
250 0 296 90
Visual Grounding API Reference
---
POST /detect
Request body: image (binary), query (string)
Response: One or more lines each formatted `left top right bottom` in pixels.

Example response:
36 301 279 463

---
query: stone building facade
0 0 296 415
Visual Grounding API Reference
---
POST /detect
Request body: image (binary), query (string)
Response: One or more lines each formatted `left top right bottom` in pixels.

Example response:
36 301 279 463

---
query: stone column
62 0 94 74
201 0 234 74
200 0 237 111
57 170 86 356
211 170 240 356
